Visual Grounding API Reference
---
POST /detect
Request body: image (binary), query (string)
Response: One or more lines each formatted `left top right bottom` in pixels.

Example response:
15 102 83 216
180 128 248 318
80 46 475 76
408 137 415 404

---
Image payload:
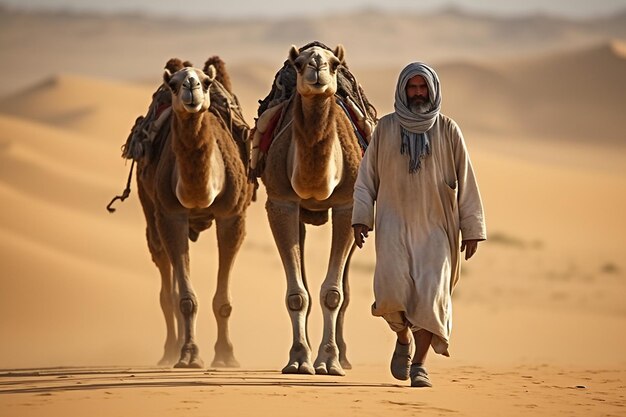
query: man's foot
390 339 413 380
410 364 432 388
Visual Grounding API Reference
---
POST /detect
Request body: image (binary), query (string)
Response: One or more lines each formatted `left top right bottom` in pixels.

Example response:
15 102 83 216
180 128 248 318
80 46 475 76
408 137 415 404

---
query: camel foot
211 357 240 368
174 343 204 369
174 358 204 369
314 360 345 376
339 355 353 370
314 343 345 376
157 357 175 367
212 343 240 368
282 361 315 375
282 342 314 374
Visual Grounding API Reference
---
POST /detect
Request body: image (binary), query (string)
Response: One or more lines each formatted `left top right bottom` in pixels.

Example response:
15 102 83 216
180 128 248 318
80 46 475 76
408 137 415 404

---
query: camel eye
202 78 212 91
293 60 304 72
330 58 340 72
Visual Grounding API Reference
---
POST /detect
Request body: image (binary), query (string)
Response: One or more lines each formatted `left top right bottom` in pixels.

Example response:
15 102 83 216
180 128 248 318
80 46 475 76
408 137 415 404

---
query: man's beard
409 96 430 114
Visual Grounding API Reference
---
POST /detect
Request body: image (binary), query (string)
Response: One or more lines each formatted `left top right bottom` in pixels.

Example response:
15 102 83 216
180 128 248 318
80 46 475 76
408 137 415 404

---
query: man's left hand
461 239 480 260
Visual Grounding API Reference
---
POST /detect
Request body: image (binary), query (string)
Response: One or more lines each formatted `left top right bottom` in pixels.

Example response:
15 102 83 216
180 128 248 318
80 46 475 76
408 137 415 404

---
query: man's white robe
352 112 487 355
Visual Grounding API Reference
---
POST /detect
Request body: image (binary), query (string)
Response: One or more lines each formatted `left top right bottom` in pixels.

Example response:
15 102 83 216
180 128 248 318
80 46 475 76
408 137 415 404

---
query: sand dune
0 113 144 227
0 75 154 142
495 40 626 143
431 41 626 144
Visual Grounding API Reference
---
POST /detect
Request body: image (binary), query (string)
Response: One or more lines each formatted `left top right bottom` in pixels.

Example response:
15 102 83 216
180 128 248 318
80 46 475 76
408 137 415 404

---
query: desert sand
1 8 625 417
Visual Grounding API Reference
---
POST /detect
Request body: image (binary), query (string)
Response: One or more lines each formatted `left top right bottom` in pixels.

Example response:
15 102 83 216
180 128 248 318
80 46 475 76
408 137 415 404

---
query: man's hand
461 239 480 260
353 224 370 249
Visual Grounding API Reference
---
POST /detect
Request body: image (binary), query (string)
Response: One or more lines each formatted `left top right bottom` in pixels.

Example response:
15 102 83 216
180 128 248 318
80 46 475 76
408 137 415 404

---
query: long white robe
352 112 486 355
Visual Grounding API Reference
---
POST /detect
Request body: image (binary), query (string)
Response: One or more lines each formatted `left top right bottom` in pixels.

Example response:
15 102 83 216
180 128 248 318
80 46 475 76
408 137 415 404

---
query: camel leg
149 237 180 366
336 244 355 370
211 215 245 368
314 205 354 376
156 211 204 369
154 248 179 366
266 199 314 375
299 221 312 348
139 188 181 366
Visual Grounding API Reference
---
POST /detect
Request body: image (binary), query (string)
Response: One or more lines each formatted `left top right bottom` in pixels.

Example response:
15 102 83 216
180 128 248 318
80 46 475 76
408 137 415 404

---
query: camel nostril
312 54 323 67
185 77 199 90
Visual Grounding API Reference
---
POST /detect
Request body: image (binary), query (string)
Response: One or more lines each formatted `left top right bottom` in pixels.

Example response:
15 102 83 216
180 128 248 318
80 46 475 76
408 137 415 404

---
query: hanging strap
336 96 368 153
106 160 135 213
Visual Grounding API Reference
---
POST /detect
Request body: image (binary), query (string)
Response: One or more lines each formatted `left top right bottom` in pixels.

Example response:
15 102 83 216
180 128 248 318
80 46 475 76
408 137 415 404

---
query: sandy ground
2 365 625 417
1 9 625 417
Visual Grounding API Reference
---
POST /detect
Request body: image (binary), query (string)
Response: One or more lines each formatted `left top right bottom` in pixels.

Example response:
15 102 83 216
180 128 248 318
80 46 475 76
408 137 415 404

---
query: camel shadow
0 367 400 395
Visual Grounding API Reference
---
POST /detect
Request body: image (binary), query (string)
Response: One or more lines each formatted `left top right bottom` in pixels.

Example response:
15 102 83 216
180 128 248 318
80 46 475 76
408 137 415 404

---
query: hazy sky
2 0 625 19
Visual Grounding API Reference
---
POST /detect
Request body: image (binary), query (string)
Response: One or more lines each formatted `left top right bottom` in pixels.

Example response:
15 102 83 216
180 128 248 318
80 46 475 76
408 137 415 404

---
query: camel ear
334 44 345 64
163 69 173 89
288 45 299 65
205 64 216 81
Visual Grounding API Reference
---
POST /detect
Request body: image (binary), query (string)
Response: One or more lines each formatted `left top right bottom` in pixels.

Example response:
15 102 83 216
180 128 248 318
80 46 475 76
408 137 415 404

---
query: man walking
352 62 486 387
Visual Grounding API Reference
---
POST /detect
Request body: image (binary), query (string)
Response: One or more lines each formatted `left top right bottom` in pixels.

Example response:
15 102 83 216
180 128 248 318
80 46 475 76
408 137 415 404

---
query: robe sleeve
351 119 381 230
449 120 487 241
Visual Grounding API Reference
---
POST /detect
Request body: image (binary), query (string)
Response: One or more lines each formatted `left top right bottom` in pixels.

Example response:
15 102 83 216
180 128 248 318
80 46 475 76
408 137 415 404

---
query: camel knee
287 293 307 311
324 289 342 310
180 297 197 316
216 303 232 318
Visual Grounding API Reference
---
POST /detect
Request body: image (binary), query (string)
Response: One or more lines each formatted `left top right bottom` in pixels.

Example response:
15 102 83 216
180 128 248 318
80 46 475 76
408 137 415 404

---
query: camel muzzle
181 86 205 109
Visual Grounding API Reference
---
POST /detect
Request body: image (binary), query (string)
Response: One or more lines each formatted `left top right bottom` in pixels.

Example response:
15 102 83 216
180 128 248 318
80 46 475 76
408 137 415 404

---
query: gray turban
393 62 442 173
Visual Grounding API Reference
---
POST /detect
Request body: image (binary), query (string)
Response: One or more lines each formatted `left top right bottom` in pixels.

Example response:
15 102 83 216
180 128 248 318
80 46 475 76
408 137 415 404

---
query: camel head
164 66 216 114
289 44 345 98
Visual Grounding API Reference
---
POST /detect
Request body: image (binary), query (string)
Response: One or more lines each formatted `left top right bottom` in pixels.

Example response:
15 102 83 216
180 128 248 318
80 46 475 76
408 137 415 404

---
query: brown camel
260 44 363 376
137 58 253 368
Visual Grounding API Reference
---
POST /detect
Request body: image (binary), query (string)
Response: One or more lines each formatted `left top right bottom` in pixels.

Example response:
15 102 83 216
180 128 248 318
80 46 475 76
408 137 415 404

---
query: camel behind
112 56 253 369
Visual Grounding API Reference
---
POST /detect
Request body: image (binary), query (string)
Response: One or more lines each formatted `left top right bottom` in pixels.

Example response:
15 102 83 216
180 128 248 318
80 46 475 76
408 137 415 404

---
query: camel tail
203 56 232 94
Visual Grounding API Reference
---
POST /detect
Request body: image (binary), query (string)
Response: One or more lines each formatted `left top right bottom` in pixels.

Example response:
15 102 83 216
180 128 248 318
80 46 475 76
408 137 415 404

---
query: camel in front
260 44 364 376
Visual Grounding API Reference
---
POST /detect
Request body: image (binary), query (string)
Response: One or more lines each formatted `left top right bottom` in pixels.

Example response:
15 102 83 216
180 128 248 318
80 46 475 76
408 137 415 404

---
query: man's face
405 75 430 113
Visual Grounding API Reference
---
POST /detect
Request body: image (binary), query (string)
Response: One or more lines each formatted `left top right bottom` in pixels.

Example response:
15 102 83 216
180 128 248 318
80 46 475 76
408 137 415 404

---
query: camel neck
294 94 336 146
172 112 207 147
289 92 346 200
170 111 216 199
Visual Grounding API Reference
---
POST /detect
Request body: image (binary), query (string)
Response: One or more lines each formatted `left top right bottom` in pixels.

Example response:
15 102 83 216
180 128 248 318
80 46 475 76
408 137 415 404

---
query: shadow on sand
0 367 400 395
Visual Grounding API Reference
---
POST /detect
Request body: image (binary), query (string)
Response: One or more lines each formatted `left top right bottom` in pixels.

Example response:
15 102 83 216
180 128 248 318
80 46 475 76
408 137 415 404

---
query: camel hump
164 58 193 73
203 56 232 94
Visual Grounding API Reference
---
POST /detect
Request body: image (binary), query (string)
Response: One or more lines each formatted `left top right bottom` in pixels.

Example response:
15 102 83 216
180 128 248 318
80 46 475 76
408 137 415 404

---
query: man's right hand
353 224 370 249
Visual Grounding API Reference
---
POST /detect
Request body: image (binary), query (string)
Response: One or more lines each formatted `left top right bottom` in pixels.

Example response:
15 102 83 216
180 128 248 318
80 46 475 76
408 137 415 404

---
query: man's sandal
410 364 433 387
390 339 413 380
